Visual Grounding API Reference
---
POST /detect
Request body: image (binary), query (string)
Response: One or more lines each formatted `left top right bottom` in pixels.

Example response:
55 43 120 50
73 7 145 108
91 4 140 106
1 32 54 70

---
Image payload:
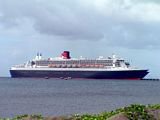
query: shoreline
1 104 160 120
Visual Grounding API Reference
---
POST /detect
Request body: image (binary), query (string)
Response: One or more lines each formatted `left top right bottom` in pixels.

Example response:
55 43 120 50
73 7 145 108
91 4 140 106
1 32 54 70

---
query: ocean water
0 77 159 117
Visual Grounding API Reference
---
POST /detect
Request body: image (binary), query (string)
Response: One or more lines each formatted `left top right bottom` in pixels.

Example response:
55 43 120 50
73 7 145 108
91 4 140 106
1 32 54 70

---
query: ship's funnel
61 51 71 59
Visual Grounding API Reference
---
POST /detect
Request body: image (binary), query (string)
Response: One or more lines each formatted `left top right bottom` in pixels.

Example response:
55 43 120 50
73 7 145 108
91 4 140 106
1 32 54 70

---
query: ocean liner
10 51 149 79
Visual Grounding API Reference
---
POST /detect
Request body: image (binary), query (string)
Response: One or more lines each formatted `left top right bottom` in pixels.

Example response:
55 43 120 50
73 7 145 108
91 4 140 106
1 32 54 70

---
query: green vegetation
0 104 160 120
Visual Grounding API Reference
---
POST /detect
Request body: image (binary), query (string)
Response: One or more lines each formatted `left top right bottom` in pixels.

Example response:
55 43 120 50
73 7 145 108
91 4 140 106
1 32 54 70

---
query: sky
0 0 160 77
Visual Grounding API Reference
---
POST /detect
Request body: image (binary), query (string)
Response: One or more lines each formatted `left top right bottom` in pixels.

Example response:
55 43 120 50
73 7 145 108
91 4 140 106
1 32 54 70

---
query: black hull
10 69 148 80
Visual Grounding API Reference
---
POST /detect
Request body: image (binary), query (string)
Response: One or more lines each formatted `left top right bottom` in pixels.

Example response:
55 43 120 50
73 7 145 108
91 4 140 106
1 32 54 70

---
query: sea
0 77 159 117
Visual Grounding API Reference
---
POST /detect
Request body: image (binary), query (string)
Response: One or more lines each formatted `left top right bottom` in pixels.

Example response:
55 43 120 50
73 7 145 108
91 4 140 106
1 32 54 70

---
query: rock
44 116 72 120
147 109 160 120
108 113 129 120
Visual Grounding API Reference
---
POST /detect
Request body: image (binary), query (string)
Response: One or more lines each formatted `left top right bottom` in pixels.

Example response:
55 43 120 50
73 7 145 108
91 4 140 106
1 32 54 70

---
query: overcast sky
0 0 160 77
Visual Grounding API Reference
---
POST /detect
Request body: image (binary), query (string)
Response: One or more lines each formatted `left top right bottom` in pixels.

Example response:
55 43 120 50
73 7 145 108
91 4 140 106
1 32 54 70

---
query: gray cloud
0 0 160 49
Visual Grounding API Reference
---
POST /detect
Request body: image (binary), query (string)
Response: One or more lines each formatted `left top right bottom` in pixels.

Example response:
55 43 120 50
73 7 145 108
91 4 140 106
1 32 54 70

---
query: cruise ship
10 51 149 79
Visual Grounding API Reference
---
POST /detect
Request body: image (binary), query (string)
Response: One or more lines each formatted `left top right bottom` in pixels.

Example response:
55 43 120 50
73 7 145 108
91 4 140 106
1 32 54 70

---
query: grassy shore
1 104 160 120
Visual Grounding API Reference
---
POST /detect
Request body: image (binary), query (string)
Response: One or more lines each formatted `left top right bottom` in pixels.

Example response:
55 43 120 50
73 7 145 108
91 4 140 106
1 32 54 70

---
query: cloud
0 0 160 49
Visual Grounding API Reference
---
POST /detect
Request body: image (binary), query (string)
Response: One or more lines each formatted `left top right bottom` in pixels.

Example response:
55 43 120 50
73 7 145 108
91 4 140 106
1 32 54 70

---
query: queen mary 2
10 51 149 80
